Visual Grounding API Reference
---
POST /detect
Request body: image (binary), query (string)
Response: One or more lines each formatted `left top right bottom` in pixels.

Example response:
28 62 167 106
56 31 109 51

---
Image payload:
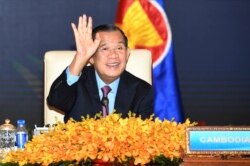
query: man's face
90 31 130 84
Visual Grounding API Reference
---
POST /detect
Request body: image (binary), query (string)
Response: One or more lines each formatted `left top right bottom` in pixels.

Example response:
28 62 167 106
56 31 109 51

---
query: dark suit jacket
47 66 153 122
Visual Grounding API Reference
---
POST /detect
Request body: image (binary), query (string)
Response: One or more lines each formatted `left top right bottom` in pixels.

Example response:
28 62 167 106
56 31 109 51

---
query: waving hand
69 14 101 76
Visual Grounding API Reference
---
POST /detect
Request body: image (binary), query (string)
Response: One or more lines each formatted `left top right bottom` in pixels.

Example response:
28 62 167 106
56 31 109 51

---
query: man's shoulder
122 70 151 88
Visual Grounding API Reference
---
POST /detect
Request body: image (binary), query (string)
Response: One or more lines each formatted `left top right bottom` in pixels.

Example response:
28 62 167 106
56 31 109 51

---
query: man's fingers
78 16 82 34
71 23 78 36
72 15 95 53
82 14 87 34
95 33 101 40
94 33 101 46
86 16 92 35
71 23 81 46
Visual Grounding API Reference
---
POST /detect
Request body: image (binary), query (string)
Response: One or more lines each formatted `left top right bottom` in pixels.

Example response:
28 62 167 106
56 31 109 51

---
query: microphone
101 96 109 107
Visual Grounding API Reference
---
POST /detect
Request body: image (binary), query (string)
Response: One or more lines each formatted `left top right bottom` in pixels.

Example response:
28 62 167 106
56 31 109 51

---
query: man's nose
109 49 119 57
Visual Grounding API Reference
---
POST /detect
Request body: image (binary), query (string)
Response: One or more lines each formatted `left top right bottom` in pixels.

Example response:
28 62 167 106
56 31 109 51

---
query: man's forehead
99 41 125 47
97 31 125 46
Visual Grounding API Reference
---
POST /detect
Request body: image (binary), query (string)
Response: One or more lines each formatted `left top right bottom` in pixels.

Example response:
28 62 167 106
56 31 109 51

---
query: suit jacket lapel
85 66 102 115
115 71 136 116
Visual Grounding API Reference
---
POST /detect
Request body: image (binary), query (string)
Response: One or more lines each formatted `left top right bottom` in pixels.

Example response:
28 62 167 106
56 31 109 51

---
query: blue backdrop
0 0 250 129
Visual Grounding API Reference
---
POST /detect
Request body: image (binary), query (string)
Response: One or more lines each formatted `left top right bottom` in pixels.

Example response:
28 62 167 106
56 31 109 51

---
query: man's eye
100 47 108 51
117 46 126 51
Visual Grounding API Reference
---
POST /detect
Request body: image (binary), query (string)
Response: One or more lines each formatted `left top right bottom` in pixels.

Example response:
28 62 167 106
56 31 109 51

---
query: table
181 155 250 166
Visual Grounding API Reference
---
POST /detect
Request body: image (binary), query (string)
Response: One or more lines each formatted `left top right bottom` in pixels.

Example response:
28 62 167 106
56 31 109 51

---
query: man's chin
104 73 121 82
106 67 123 74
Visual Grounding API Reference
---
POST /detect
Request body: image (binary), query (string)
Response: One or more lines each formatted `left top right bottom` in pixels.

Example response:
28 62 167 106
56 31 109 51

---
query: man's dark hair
92 24 128 47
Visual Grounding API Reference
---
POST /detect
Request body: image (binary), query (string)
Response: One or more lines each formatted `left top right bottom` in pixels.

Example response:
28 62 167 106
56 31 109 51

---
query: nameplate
186 126 250 154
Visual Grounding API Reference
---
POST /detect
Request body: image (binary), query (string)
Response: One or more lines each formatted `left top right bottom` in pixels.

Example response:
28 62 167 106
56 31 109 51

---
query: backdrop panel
0 0 250 129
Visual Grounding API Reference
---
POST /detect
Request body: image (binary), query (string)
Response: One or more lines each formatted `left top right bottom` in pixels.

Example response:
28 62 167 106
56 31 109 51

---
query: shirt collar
95 71 120 95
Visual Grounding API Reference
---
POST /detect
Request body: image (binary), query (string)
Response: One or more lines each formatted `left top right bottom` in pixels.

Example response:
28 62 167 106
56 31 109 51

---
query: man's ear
126 48 130 62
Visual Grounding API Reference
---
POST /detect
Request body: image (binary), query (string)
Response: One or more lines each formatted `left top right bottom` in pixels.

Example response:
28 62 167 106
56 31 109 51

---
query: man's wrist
66 67 80 86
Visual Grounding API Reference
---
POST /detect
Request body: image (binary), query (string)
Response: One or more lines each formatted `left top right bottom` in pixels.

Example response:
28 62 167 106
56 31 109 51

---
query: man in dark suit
47 14 153 122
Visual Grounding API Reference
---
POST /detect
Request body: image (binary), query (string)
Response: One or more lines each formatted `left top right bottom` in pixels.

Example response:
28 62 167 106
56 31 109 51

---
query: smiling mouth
106 62 120 67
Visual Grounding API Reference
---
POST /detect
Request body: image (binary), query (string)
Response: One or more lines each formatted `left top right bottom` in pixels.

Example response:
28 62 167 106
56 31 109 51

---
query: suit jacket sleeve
47 68 78 113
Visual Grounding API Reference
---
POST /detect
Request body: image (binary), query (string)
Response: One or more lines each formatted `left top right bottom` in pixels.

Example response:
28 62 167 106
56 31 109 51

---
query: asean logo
115 0 171 68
